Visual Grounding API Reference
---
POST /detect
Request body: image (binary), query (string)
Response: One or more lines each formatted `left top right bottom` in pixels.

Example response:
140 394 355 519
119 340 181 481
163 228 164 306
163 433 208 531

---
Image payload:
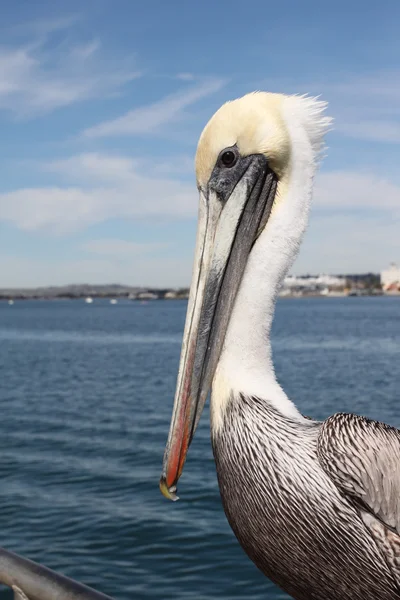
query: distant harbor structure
381 263 400 293
133 291 159 301
280 274 348 297
0 273 395 301
129 289 189 301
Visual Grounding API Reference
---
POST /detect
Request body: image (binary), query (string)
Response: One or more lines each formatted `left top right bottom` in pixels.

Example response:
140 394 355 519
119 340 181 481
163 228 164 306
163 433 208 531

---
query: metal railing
0 547 114 600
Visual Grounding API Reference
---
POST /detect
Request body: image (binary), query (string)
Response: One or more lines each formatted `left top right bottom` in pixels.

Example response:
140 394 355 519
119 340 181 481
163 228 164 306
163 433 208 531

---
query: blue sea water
0 297 399 599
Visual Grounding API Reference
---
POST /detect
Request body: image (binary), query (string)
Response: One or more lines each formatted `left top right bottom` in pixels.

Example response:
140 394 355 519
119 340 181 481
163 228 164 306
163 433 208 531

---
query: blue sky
1 0 399 287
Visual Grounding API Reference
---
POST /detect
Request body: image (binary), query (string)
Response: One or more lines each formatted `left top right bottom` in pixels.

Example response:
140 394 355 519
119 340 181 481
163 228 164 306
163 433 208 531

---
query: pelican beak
160 152 277 500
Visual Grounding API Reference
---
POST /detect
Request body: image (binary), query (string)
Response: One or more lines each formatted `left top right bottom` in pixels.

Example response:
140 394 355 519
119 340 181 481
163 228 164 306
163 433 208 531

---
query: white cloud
263 70 400 144
295 211 400 275
0 30 139 117
336 120 400 144
82 78 227 138
176 73 195 81
46 153 141 183
0 153 197 234
325 70 400 107
310 70 400 144
2 155 400 241
7 15 80 37
83 239 167 258
2 162 400 283
0 187 99 233
292 168 400 273
46 151 194 179
1 254 193 288
315 170 400 212
2 155 400 283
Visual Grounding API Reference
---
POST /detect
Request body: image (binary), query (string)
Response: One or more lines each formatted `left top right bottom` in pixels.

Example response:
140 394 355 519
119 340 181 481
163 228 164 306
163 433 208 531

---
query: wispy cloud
0 152 196 234
176 73 196 81
262 69 400 145
336 120 400 144
46 153 142 183
296 211 400 275
1 254 192 288
310 70 400 144
315 170 400 212
46 151 194 179
0 24 139 117
83 239 167 258
6 14 80 37
2 151 400 241
293 168 400 274
324 70 400 107
82 78 227 138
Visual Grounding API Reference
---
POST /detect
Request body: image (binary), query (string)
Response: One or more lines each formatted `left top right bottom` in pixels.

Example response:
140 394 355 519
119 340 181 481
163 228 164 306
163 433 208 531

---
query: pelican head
160 91 330 500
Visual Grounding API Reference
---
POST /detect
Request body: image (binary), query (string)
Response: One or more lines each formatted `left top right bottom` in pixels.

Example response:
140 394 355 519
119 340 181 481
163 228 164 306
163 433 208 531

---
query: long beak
160 155 277 500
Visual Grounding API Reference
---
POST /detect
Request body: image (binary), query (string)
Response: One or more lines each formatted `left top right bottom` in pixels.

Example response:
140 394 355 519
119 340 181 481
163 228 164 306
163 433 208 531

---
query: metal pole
0 547 114 600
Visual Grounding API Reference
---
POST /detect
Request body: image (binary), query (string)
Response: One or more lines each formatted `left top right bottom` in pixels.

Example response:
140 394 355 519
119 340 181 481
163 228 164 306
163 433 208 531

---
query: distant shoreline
1 292 399 301
1 272 397 301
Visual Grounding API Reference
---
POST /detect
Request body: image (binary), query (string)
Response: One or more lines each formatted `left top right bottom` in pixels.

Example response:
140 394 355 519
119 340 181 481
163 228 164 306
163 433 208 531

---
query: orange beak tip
159 477 180 502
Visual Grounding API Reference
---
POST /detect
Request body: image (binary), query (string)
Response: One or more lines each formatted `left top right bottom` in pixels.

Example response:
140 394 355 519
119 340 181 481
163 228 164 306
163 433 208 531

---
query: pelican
160 92 400 599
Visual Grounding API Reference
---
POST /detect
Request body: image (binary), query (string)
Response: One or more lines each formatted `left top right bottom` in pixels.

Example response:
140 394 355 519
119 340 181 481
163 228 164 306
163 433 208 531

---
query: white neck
211 96 329 432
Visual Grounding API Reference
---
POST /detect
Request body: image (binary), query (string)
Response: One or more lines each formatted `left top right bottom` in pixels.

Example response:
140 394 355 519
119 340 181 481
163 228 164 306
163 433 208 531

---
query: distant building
283 274 347 290
381 263 400 292
164 291 178 299
135 291 158 300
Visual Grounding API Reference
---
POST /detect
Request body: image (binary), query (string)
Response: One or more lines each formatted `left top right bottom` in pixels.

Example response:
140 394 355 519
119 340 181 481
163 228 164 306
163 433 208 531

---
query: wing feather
317 412 400 585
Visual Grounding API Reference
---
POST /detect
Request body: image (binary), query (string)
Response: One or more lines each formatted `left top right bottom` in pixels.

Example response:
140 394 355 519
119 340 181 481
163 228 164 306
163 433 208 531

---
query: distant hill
0 284 142 299
0 284 191 300
0 273 381 299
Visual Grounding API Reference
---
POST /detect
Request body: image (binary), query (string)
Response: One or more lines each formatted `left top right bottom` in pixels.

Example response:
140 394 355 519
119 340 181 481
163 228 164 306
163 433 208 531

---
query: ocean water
0 297 399 600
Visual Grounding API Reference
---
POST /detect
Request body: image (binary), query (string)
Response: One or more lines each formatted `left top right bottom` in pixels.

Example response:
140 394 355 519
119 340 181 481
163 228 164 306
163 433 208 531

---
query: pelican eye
219 148 238 168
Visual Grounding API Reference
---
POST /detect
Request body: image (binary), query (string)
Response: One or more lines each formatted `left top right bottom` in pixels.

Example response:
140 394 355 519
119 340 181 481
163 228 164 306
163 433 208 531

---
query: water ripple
0 298 399 599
